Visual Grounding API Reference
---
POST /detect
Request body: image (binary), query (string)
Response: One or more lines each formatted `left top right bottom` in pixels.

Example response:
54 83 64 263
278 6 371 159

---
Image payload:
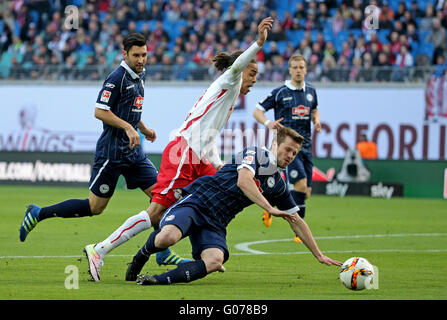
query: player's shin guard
95 211 151 258
38 199 92 220
153 260 207 285
292 191 306 219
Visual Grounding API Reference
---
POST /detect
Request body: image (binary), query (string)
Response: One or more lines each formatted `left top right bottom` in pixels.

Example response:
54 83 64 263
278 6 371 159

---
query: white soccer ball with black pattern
339 257 374 291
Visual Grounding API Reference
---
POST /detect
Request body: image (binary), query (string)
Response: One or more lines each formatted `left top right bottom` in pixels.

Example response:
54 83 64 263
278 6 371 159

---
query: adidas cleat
83 244 103 282
137 274 159 285
19 204 41 242
156 249 192 266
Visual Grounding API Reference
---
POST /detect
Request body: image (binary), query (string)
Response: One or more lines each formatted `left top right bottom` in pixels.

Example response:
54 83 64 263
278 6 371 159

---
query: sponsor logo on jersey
100 90 111 103
292 105 310 118
133 95 144 111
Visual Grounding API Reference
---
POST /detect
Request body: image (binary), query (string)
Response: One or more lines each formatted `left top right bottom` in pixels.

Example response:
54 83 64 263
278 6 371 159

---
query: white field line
234 232 447 254
1 233 446 259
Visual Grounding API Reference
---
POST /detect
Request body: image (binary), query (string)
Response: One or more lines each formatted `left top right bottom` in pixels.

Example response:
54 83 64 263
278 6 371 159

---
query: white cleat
83 244 104 282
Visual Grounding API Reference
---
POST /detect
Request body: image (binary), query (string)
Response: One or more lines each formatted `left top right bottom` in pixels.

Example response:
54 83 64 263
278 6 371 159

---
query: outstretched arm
230 17 274 75
287 213 342 266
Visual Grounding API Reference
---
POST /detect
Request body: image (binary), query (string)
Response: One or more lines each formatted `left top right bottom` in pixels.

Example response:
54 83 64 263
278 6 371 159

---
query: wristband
264 119 271 127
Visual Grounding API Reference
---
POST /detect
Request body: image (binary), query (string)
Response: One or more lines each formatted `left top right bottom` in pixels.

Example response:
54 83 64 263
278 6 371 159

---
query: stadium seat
276 41 288 54
136 20 146 33
418 42 434 59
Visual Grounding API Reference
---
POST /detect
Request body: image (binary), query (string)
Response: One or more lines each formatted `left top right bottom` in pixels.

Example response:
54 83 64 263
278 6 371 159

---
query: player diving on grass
126 126 342 285
19 33 190 280
78 17 276 281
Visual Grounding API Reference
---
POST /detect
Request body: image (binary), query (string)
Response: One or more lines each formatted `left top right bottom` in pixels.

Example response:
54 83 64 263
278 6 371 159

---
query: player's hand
125 126 140 149
268 207 297 223
216 163 225 171
267 117 284 130
143 128 157 142
257 17 274 47
317 255 343 267
313 121 321 133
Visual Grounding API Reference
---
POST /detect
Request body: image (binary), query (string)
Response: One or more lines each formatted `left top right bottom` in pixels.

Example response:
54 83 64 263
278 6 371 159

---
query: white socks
94 210 151 258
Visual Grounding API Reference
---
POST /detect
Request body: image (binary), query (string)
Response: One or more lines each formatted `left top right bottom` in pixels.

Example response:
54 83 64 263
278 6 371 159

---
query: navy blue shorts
160 198 229 263
285 151 313 188
89 156 158 198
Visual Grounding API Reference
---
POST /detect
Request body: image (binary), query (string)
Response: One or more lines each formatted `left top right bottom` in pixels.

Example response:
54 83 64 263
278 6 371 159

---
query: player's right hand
268 207 296 223
267 117 284 130
125 126 140 149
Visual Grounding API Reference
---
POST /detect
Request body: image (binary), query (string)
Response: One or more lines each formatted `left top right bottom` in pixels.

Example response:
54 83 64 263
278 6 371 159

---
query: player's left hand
143 128 157 142
257 17 273 47
317 255 343 266
313 121 321 133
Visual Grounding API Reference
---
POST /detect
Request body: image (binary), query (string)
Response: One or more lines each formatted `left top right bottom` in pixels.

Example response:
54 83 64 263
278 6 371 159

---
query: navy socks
38 199 92 220
153 260 208 285
292 191 306 219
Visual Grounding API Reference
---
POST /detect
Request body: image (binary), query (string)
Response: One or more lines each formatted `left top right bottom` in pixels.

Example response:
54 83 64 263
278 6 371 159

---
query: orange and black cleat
262 210 272 227
294 236 302 243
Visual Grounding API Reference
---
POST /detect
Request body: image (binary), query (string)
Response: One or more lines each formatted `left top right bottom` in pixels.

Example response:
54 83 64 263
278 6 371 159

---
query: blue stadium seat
418 42 434 59
263 42 271 54
419 30 430 43
349 29 363 39
136 20 146 33
378 29 390 44
276 41 288 54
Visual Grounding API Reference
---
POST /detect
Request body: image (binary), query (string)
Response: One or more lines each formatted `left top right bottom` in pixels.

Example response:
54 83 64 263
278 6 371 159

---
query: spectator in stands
433 54 447 77
410 0 425 18
428 17 447 62
376 52 392 82
306 54 322 82
394 45 414 81
420 3 435 31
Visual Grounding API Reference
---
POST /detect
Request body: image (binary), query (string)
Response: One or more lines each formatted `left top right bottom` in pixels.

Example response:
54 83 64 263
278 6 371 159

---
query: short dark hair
276 126 304 146
122 33 146 52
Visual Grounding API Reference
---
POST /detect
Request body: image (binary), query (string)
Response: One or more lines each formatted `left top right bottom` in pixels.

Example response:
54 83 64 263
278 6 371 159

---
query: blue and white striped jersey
182 146 299 229
94 61 146 160
256 80 318 154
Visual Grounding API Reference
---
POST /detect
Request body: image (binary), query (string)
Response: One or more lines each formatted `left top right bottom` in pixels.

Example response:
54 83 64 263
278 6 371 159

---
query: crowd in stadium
0 0 446 82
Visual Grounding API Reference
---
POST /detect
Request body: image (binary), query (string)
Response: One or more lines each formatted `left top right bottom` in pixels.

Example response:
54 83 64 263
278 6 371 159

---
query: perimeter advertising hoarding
0 84 445 160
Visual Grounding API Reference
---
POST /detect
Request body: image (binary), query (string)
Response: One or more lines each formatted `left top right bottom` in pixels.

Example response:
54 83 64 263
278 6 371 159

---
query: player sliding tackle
127 127 342 285
82 17 276 281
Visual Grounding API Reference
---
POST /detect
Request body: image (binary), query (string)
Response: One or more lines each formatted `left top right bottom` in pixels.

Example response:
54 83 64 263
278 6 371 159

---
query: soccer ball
339 257 374 291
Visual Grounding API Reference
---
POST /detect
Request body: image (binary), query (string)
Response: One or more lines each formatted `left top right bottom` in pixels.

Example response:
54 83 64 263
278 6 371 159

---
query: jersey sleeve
236 147 258 176
256 89 278 112
95 76 121 111
220 41 261 87
311 89 318 111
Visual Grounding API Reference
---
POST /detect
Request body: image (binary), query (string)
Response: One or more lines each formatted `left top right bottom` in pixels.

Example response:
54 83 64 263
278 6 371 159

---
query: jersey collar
120 60 145 80
285 80 306 92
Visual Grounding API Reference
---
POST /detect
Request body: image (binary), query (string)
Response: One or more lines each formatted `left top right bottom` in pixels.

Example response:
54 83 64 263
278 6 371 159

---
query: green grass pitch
0 185 446 300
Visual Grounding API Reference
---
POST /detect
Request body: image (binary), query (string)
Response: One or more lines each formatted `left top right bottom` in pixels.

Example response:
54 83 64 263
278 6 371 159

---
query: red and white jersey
176 42 261 169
